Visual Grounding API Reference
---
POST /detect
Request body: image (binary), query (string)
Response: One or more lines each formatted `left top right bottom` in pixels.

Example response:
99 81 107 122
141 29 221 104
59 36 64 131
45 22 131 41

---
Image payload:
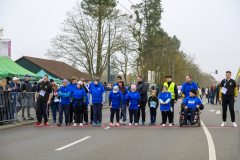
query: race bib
221 87 227 94
39 90 46 97
54 97 60 102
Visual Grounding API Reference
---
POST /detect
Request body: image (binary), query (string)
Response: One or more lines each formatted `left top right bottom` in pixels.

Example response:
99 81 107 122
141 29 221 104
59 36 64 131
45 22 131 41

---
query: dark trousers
210 95 215 104
184 108 196 122
222 96 235 122
169 99 175 122
84 105 88 122
51 102 59 122
161 111 172 124
110 108 120 123
36 100 48 123
129 109 138 123
69 102 73 123
150 110 156 123
73 106 84 123
216 95 220 104
138 101 147 122
91 105 93 121
92 103 102 123
200 95 202 100
207 94 210 103
58 104 70 124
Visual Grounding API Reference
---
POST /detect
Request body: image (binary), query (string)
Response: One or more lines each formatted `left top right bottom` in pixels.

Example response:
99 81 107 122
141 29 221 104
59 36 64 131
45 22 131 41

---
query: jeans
51 102 59 122
138 101 147 122
150 110 156 123
120 105 127 121
58 103 70 124
92 103 103 123
222 96 235 122
110 108 120 123
210 96 215 104
129 109 138 123
184 108 196 122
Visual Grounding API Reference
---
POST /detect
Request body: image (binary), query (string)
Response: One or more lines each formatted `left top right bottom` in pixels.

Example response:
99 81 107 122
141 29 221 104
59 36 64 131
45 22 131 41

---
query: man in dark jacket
201 87 205 96
103 82 108 91
136 76 148 125
21 74 34 120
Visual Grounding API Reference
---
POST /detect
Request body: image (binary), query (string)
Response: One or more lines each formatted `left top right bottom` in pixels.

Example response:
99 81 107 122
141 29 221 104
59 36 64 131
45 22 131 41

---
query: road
0 98 240 160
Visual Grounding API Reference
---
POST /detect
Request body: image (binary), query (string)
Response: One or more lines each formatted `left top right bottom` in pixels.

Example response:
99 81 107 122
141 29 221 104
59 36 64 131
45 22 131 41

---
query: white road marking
215 111 221 114
104 126 110 129
55 136 91 151
202 101 217 160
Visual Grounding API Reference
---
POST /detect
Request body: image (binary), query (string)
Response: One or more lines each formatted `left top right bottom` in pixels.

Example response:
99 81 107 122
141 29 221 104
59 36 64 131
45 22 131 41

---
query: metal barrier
235 92 240 112
104 91 110 106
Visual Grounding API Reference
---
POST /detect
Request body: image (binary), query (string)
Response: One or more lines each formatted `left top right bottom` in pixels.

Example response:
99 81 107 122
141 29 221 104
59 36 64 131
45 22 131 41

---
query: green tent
37 69 62 84
0 56 41 81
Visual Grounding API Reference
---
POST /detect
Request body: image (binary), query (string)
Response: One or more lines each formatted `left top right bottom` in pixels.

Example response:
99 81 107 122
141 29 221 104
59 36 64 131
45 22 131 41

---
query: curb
0 106 110 131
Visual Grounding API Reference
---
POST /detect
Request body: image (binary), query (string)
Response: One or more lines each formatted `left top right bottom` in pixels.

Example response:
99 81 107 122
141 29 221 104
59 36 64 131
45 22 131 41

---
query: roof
0 56 41 80
15 56 91 80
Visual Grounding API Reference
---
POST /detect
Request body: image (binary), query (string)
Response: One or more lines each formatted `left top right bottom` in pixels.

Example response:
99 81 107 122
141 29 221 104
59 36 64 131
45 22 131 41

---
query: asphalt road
0 98 240 160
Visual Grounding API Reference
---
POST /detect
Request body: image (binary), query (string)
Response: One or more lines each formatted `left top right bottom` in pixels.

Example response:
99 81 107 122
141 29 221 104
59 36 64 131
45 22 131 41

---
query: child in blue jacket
108 86 123 127
126 85 141 126
182 88 202 125
57 79 71 126
159 86 172 127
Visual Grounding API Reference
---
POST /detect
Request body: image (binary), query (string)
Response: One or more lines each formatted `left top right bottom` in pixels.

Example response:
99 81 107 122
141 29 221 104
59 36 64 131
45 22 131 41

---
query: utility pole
107 23 110 83
172 61 174 82
168 59 170 75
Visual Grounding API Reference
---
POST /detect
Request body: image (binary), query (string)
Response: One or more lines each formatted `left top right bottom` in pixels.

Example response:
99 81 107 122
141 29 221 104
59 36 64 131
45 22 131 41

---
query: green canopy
0 56 41 81
36 69 62 84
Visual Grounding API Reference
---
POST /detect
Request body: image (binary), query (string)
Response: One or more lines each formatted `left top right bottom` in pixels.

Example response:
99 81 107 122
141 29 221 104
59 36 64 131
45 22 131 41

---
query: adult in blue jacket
118 80 128 125
113 75 122 87
210 84 217 104
67 77 77 124
182 88 202 125
108 86 123 127
89 78 105 127
126 85 141 126
159 86 172 127
57 79 71 126
181 75 198 99
72 81 86 127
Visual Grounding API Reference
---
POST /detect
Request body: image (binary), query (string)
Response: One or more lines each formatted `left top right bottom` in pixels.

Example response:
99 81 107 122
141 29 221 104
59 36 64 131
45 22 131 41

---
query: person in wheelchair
182 88 203 125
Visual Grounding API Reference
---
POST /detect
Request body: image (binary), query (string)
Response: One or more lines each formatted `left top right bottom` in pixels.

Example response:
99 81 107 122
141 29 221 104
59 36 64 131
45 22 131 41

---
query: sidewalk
0 106 110 131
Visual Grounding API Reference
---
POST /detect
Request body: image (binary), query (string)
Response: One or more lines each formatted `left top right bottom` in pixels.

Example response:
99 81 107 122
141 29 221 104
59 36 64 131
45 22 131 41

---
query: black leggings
73 106 84 123
110 109 120 123
129 109 138 123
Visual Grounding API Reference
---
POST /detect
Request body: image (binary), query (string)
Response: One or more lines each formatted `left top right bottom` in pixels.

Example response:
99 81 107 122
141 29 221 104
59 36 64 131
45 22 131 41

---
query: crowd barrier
235 92 240 112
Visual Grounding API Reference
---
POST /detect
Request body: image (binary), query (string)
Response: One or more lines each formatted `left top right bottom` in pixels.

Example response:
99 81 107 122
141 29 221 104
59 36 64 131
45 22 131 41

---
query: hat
77 81 83 85
113 86 119 93
6 77 11 82
190 88 197 95
62 79 68 84
13 77 20 81
50 79 54 83
94 78 99 83
166 75 172 78
25 74 31 77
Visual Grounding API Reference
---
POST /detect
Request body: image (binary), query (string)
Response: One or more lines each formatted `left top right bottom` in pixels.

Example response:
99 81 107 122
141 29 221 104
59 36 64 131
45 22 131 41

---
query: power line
118 2 135 17
127 0 135 6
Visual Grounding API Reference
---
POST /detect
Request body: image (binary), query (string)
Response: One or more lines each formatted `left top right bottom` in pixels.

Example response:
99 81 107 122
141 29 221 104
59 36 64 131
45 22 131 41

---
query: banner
148 70 151 83
0 40 11 57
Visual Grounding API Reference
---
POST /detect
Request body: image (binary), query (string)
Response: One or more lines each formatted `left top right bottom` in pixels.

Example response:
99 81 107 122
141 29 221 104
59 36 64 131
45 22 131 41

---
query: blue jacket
127 92 141 109
89 82 102 91
59 86 71 104
67 83 77 99
108 91 123 109
90 84 105 103
183 96 202 109
11 82 20 94
119 87 128 105
159 92 172 111
181 81 198 98
72 88 86 106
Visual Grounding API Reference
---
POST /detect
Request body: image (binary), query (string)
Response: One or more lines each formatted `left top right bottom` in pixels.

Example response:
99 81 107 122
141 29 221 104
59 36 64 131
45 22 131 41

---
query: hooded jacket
136 80 148 101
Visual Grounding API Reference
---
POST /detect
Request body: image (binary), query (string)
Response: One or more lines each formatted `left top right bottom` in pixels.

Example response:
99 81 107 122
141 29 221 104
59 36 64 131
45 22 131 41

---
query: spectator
51 84 60 123
32 82 38 111
103 82 108 91
21 74 34 120
148 90 159 125
5 77 12 91
118 80 128 125
199 86 202 100
80 78 90 125
210 84 216 104
113 76 122 87
201 87 205 97
50 79 55 86
136 76 148 125
67 77 77 124
128 83 132 92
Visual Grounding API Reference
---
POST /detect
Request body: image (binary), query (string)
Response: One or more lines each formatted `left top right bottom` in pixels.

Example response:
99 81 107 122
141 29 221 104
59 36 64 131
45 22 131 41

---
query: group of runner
34 70 238 127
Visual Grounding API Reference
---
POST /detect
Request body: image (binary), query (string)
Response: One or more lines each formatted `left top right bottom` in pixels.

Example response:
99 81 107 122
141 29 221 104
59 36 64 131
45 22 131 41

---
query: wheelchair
179 103 204 127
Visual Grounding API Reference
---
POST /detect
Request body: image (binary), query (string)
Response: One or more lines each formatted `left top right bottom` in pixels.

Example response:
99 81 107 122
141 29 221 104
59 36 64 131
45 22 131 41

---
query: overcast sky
0 0 240 81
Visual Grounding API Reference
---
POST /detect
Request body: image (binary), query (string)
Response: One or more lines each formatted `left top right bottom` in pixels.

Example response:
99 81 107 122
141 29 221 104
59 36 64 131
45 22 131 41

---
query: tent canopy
37 69 62 84
0 56 41 81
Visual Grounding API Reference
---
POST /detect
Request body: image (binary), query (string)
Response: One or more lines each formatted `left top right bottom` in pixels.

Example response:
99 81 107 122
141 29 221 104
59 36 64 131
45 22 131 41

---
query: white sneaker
123 121 126 125
221 122 226 127
128 123 132 126
79 123 83 127
162 124 166 127
119 119 123 124
135 123 138 126
73 123 77 127
169 123 172 127
232 122 237 127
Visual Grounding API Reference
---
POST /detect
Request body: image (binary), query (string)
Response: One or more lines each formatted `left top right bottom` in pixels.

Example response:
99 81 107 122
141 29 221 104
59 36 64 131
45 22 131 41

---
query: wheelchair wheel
179 117 182 127
197 114 201 127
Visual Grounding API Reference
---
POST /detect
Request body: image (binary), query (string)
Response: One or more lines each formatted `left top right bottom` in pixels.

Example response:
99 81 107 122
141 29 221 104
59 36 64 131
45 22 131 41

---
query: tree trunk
96 9 102 77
